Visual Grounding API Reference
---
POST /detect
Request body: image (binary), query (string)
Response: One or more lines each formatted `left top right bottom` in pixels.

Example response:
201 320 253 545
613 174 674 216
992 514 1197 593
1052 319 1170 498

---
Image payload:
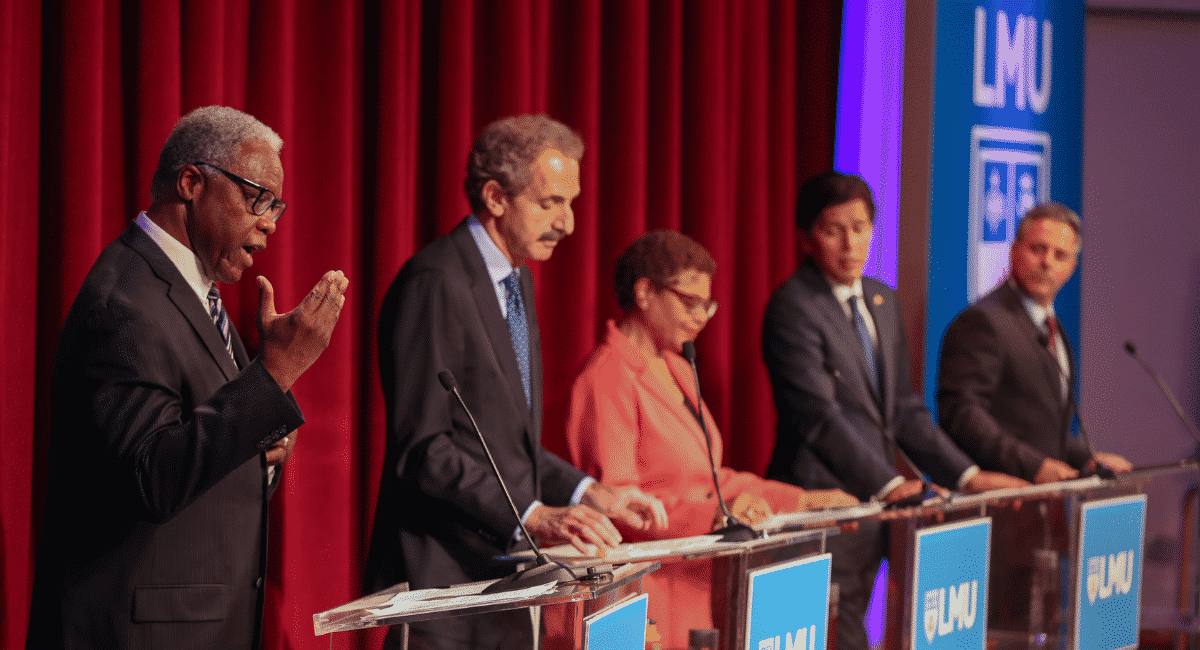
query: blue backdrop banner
924 1 1086 406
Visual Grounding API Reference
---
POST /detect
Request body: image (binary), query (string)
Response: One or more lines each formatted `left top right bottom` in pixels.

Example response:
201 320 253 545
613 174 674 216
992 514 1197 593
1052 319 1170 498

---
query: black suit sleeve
383 269 580 542
82 292 303 523
762 291 901 500
937 307 1049 480
884 302 974 488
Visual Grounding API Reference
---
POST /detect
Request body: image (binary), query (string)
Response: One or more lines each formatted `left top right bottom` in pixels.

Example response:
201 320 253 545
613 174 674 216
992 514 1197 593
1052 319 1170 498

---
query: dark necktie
503 271 531 409
849 295 879 391
207 285 234 362
1045 315 1058 354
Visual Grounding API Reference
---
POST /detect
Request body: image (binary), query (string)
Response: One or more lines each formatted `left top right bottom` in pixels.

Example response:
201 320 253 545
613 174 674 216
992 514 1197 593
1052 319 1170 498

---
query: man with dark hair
936 202 1130 633
762 171 1027 650
366 114 666 650
938 202 1130 484
26 105 349 650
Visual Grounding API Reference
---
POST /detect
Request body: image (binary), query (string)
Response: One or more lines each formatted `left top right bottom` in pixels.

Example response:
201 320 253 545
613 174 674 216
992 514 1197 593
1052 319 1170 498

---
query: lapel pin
873 294 883 306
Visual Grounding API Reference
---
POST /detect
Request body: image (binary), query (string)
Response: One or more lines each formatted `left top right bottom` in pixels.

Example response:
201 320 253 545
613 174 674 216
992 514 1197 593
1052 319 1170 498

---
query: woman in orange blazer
565 231 855 649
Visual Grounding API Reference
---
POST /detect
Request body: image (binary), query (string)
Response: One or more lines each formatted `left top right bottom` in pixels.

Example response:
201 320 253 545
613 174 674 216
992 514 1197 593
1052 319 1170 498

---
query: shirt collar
823 273 865 306
466 214 518 286
135 211 214 304
1010 277 1055 333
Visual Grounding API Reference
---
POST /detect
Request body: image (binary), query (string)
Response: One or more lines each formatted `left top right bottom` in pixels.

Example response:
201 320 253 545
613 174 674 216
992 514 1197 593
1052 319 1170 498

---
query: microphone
1124 341 1200 449
680 342 758 542
822 361 931 508
1036 333 1114 479
436 370 578 593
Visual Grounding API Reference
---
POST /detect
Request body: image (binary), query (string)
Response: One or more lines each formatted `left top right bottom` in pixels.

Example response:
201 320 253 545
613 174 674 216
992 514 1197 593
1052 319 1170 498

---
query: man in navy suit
26 105 349 650
366 114 666 650
762 171 1027 650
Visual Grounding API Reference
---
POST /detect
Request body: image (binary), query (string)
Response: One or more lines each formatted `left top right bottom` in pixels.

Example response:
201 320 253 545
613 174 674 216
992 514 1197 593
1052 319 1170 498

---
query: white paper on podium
531 534 725 563
363 581 557 620
756 501 883 531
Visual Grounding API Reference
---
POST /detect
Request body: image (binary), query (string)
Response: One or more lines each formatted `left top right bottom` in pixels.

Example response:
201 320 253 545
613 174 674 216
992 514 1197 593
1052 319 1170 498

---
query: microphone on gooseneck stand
1036 333 1114 479
680 342 759 542
822 361 931 508
436 370 578 593
1124 341 1200 449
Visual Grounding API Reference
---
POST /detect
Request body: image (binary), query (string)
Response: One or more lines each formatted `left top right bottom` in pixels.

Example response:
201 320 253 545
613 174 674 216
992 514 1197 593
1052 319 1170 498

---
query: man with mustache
937 202 1130 631
762 171 1028 650
366 114 666 650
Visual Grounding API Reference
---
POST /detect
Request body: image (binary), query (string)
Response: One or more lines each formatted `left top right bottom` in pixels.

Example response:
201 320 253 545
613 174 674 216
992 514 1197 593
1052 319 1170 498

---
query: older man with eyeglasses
25 105 348 650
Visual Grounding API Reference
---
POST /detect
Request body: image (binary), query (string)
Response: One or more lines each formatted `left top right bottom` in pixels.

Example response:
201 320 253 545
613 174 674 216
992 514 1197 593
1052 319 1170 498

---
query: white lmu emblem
924 588 941 643
968 126 1050 301
1087 550 1135 604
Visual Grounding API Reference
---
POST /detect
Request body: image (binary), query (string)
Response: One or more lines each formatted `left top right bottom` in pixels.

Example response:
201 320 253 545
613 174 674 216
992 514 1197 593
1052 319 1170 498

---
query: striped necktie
207 285 235 362
849 295 880 392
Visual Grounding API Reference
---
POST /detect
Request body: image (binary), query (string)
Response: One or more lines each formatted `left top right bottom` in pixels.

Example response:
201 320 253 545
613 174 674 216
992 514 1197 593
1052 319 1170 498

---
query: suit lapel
798 264 884 426
863 286 892 420
1001 283 1065 407
450 224 534 435
122 224 240 381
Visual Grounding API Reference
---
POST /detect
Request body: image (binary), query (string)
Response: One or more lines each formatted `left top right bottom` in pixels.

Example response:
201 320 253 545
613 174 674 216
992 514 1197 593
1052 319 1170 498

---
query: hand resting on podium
524 482 668 554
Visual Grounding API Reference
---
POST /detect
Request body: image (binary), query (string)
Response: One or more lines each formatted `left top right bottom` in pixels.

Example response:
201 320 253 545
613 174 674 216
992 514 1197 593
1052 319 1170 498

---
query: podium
313 561 658 648
529 527 839 650
878 460 1197 650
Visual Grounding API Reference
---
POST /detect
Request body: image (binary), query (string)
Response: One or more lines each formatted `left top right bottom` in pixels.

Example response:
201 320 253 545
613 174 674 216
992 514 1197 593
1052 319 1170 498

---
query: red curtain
0 1 838 648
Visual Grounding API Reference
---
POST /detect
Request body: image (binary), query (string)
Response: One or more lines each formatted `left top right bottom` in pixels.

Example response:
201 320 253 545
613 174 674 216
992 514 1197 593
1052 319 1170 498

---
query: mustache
538 231 566 243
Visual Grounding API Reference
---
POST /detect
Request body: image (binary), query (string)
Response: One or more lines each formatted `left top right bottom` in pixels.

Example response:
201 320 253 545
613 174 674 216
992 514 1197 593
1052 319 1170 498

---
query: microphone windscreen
437 370 457 391
1037 333 1049 348
681 341 696 362
1124 340 1138 356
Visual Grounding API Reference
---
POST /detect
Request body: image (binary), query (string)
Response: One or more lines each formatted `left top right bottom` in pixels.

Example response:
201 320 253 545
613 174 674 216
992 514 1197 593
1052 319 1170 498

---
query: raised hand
257 271 349 391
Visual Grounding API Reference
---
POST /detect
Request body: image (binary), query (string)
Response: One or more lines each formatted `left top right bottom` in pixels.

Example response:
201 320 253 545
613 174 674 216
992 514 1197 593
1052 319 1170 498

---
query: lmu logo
1087 550 1135 604
923 581 979 644
757 625 817 650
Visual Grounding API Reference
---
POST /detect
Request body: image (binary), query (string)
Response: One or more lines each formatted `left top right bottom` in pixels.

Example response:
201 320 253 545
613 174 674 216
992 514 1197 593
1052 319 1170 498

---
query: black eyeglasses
194 162 287 222
659 284 719 318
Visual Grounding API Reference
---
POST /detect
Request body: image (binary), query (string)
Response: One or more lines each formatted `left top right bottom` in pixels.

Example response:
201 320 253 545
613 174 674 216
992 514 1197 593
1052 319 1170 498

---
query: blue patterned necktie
503 271 531 409
848 295 879 391
207 285 235 362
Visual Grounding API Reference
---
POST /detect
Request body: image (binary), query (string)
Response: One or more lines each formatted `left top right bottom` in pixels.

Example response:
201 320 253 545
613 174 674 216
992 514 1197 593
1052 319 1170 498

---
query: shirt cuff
874 476 906 502
956 465 981 491
571 476 595 506
513 500 543 542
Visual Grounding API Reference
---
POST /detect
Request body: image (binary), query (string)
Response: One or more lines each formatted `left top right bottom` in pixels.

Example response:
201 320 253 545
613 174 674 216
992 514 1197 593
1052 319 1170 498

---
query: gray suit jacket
366 218 586 596
27 223 303 650
937 281 1091 482
763 260 974 500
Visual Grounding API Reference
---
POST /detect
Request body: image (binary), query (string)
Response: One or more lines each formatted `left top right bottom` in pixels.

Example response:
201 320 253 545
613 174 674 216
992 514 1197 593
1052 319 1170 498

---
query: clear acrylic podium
312 560 659 648
880 460 1197 650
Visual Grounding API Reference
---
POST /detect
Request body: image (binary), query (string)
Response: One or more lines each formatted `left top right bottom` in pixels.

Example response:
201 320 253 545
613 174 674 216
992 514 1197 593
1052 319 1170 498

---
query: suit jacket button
255 577 264 589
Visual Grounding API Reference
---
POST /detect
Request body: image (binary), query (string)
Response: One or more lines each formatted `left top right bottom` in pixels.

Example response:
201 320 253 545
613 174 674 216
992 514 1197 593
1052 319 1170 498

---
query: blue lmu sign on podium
745 553 832 650
1073 495 1146 650
911 518 991 650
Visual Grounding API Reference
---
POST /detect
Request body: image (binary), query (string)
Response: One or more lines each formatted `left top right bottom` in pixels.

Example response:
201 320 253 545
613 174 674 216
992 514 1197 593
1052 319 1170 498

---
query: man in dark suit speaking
366 114 666 650
26 106 349 650
762 171 1027 650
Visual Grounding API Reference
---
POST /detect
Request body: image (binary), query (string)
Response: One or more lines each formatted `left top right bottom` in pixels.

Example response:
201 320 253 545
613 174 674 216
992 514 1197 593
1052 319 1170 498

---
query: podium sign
583 593 649 650
911 518 991 650
744 553 831 650
1073 494 1146 650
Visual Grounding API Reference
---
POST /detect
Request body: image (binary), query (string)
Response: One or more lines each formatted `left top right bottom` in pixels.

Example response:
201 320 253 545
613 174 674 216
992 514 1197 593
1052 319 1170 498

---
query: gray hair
151 105 283 202
464 114 584 215
1016 201 1083 250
